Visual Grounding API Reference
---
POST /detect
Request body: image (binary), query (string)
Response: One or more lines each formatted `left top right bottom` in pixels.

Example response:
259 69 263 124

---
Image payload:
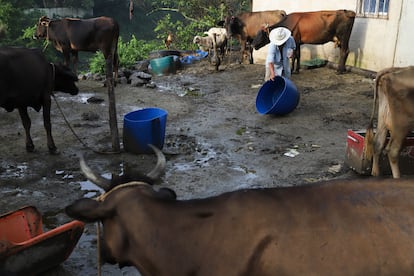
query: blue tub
256 76 300 115
150 56 176 76
123 108 168 154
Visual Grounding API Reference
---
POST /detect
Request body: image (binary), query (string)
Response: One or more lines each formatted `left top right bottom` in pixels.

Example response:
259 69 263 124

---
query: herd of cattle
1 8 414 275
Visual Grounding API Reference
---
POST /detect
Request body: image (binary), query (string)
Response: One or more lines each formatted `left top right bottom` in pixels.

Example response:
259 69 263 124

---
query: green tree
147 0 250 50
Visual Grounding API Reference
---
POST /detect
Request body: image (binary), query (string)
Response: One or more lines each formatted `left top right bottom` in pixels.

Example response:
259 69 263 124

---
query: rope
96 222 102 276
95 181 149 202
52 94 122 154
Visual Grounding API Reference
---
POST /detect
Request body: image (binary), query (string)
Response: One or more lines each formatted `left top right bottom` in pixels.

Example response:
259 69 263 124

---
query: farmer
265 27 296 81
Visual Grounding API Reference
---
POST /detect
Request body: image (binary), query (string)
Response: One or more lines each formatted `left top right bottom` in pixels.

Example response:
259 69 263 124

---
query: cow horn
146 144 166 180
79 155 112 191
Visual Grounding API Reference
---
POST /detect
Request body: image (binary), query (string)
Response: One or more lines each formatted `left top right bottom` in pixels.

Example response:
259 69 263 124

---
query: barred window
357 0 389 18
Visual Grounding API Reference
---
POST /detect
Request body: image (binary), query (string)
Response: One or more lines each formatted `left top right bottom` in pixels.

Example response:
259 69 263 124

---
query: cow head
225 16 245 37
52 63 79 95
251 26 271 50
34 16 50 39
65 145 174 266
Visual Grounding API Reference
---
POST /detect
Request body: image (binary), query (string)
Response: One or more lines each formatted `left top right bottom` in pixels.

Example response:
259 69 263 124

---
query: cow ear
156 187 177 200
65 198 110 222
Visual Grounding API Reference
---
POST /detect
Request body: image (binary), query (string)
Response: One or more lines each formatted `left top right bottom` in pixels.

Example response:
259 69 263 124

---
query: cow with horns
66 145 414 275
34 16 119 81
252 10 356 73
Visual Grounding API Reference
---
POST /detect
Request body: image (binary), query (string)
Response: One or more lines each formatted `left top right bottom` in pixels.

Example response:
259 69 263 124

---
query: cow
34 16 119 81
66 146 414 275
364 66 414 178
223 10 286 64
251 10 356 74
0 47 78 153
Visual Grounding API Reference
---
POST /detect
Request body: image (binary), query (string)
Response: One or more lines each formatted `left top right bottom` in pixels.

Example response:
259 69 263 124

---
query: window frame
356 0 389 19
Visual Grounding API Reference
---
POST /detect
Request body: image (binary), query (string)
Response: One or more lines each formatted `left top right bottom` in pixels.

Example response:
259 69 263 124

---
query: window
357 0 389 18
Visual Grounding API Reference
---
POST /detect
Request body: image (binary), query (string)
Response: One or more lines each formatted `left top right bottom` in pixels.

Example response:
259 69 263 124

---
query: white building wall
252 0 413 72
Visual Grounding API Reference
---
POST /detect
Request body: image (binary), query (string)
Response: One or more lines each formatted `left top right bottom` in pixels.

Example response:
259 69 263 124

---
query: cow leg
249 45 254 64
293 47 300 73
385 126 410 179
63 50 71 68
42 96 58 154
384 135 404 178
371 126 388 176
72 51 79 75
337 46 349 74
18 107 35 152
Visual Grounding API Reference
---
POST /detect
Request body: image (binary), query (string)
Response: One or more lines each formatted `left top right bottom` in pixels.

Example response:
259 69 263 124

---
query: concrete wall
252 0 413 72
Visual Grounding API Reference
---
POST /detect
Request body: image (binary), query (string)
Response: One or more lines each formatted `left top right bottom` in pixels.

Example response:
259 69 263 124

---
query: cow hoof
26 145 35 152
49 147 59 155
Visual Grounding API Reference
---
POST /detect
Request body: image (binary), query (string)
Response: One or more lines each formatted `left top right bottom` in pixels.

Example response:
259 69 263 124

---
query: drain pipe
392 0 404 66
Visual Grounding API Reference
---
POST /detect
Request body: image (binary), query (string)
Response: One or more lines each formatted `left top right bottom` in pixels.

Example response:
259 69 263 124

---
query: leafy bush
89 35 163 74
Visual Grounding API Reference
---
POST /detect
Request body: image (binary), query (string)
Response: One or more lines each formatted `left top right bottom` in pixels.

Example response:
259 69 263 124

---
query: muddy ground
0 57 376 275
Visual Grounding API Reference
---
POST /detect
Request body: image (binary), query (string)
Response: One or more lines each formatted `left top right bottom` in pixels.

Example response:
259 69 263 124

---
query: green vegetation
0 0 251 73
90 36 163 74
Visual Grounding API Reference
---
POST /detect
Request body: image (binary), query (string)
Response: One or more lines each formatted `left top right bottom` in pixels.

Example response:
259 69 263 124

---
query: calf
0 47 78 153
364 66 414 178
67 147 414 275
204 27 228 57
193 35 213 52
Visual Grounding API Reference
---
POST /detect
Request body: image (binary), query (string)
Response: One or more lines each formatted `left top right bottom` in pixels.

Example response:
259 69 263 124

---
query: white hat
269 27 291 46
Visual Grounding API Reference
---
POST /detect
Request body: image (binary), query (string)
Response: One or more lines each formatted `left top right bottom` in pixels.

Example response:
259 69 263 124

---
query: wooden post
106 57 120 152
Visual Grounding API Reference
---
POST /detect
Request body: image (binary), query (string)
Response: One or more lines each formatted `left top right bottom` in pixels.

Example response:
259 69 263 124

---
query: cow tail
363 72 381 161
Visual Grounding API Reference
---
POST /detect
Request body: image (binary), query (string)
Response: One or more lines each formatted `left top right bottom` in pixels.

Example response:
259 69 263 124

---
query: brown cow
66 147 414 275
223 10 286 64
34 16 119 80
252 10 356 73
364 66 414 178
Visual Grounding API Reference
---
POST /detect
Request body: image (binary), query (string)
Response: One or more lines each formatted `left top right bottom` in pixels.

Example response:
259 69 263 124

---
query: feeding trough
256 76 299 115
123 107 168 154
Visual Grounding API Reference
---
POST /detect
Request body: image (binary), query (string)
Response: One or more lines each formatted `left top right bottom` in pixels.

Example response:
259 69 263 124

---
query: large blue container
123 108 168 154
256 76 300 115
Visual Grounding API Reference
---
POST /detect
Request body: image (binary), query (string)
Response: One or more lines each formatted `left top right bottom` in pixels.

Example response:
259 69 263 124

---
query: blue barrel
123 108 168 154
256 76 300 115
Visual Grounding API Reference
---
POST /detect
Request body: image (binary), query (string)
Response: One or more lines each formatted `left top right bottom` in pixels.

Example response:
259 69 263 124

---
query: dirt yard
0 58 376 275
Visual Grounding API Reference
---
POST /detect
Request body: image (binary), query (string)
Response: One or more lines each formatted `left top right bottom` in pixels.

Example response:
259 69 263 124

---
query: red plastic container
345 129 414 175
0 206 84 275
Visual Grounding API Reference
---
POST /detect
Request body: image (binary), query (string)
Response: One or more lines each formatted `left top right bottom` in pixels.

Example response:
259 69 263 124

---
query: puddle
173 142 218 171
232 165 258 181
0 163 29 178
156 76 201 97
56 92 100 104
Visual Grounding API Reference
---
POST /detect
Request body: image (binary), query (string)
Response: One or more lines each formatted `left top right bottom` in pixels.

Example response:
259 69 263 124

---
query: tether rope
52 94 122 154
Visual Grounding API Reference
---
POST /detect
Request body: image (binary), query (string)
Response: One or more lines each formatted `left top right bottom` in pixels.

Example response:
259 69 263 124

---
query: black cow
34 16 119 80
67 146 414 275
0 47 78 153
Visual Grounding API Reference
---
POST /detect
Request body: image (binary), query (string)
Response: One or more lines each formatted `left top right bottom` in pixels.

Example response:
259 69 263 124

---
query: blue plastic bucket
123 108 168 154
256 76 300 115
150 56 176 76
